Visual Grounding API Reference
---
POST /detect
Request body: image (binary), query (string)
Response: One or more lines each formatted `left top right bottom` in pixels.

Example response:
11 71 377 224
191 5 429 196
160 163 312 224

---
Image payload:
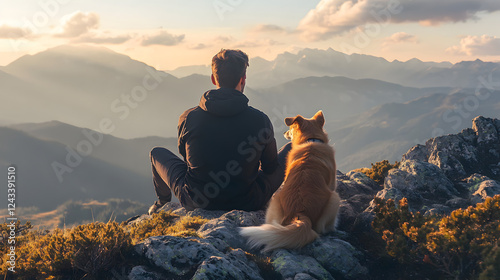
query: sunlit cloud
447 35 500 56
0 25 32 39
188 43 209 50
298 0 500 41
232 38 281 48
384 32 418 44
55 11 100 38
250 24 289 34
141 30 185 46
74 33 132 44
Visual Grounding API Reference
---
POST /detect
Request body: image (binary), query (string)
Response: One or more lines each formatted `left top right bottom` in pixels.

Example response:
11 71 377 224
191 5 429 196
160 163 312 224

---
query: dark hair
211 49 249 88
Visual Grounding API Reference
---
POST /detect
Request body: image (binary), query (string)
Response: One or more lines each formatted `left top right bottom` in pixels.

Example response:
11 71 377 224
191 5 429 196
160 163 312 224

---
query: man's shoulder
247 105 270 119
247 106 272 125
179 106 203 121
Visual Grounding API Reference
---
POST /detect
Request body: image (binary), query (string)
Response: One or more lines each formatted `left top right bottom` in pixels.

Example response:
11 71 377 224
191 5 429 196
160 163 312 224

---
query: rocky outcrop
378 116 500 213
129 202 370 280
127 116 500 280
402 116 500 180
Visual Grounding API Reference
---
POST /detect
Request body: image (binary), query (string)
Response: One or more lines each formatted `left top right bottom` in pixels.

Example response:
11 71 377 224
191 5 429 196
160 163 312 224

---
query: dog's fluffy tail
239 214 318 252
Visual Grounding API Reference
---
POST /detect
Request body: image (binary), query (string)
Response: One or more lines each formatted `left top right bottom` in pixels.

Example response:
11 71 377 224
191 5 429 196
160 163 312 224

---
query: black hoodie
177 88 279 210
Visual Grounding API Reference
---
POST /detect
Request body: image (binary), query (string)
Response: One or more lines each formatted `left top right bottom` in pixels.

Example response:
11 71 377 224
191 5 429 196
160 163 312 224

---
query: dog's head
284 110 328 144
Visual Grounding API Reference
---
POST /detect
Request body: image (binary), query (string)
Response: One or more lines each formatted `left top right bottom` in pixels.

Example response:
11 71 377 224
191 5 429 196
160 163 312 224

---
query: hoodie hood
199 88 249 117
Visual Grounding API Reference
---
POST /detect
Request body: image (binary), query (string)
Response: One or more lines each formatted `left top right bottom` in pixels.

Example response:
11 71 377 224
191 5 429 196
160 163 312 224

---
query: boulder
134 236 223 276
378 160 458 211
299 235 368 280
271 249 334 280
128 266 166 280
191 250 263 280
197 210 265 252
401 116 500 181
473 180 500 201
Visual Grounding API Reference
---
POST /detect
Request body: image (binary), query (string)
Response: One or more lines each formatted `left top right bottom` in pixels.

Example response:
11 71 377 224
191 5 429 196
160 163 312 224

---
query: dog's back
280 142 335 226
240 111 340 251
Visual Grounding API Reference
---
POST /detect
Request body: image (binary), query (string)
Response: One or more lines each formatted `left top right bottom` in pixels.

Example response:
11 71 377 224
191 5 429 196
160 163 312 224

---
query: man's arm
259 117 279 174
177 109 191 160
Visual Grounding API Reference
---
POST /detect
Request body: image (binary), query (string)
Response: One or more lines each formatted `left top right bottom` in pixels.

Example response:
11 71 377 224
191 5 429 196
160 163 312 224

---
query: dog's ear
285 115 304 126
313 110 325 127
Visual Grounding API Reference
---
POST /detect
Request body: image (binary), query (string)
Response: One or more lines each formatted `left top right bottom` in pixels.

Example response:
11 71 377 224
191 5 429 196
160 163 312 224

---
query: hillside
1 45 211 138
0 125 176 213
2 116 499 280
10 120 178 179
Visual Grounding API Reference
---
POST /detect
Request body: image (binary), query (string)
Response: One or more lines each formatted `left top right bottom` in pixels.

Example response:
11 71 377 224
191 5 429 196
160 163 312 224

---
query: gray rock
299 236 368 280
379 160 458 210
187 208 226 220
445 197 471 210
134 236 223 276
271 249 334 280
473 116 499 144
346 171 381 192
402 144 428 162
197 210 265 252
401 116 500 181
128 266 165 280
336 172 379 231
426 134 477 179
191 254 263 280
159 201 184 213
293 273 318 280
473 180 500 200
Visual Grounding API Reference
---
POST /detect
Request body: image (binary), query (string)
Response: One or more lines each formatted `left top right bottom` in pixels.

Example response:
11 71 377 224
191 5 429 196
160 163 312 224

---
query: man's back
178 87 279 210
148 49 289 214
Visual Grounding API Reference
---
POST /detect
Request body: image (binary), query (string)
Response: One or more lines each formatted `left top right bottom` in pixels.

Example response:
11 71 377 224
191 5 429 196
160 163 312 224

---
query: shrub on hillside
1 221 131 279
372 195 500 279
127 211 208 242
358 160 400 185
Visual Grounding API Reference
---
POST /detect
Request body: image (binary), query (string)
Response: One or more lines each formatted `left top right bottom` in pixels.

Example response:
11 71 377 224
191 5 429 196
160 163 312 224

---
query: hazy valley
1 45 499 228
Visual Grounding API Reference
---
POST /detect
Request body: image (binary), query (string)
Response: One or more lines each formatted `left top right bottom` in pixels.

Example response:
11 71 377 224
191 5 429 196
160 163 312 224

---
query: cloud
0 25 32 39
384 32 418 44
214 35 234 43
56 11 100 38
251 24 288 34
188 43 209 50
232 39 281 48
75 33 131 44
141 30 185 46
447 35 500 56
298 0 500 41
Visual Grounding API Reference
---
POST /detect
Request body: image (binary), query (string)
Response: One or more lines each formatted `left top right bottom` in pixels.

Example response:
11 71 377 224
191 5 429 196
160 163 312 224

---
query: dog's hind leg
314 191 341 234
265 196 284 225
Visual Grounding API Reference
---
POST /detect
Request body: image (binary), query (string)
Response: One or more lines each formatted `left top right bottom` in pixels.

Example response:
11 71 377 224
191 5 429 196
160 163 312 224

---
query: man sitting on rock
148 49 291 214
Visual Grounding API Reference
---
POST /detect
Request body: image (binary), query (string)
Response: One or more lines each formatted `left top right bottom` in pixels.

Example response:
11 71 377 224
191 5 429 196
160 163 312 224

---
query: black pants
150 143 292 211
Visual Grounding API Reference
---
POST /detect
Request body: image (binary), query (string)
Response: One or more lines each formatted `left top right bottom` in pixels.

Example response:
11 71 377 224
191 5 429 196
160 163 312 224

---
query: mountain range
167 47 500 89
2 44 500 225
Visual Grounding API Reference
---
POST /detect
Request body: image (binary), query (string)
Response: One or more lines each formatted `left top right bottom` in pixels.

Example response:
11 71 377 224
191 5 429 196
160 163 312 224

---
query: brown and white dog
240 111 340 251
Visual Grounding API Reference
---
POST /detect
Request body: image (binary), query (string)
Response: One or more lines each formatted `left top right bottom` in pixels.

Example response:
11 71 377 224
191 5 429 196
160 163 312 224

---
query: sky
1 0 500 70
